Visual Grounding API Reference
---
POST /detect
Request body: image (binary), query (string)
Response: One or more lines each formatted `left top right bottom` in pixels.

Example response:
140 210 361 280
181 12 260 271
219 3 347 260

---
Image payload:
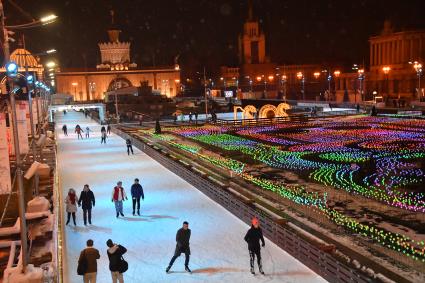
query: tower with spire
97 10 137 71
238 0 266 64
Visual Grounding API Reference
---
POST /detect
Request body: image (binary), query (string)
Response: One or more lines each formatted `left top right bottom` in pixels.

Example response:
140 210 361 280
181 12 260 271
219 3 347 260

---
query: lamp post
296 72 304 100
281 74 287 101
382 66 390 100
203 67 208 118
358 69 364 102
411 61 423 100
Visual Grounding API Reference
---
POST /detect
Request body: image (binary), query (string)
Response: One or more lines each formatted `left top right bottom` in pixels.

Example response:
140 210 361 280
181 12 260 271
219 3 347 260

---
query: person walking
65 188 78 226
75 125 84 140
85 126 91 138
166 221 192 273
78 184 96 225
112 181 127 218
106 239 127 283
78 239 100 283
62 124 68 136
189 112 193 123
194 112 198 124
126 139 134 155
130 178 144 216
107 124 111 135
244 217 265 275
101 131 107 144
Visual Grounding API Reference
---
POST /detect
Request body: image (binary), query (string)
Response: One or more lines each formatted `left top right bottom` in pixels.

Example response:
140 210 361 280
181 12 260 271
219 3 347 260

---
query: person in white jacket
111 181 127 218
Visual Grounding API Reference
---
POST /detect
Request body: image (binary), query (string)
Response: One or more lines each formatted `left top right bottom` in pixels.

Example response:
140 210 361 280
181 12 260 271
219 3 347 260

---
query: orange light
256 76 262 82
281 75 287 80
358 69 364 74
71 82 78 86
313 72 320 79
382 66 390 74
174 79 180 83
268 75 274 81
333 70 341 77
296 72 303 79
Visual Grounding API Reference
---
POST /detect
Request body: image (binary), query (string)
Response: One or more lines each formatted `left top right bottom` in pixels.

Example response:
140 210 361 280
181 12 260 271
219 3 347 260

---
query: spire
248 0 253 21
107 9 121 42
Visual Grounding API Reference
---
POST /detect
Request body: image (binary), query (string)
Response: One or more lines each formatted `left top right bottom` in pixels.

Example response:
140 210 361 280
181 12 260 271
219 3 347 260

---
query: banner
0 113 12 194
9 102 30 155
32 97 39 126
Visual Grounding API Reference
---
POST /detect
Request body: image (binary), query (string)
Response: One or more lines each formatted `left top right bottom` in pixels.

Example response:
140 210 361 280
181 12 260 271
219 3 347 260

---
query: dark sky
5 0 425 78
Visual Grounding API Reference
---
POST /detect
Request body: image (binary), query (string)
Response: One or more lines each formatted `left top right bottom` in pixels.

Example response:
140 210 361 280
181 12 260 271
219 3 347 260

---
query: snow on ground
55 110 326 283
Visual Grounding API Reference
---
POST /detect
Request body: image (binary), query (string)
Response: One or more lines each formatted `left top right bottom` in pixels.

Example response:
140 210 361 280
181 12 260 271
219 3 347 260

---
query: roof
9 48 40 68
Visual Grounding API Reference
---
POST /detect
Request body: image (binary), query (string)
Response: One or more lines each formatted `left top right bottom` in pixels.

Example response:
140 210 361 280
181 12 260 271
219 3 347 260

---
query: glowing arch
107 77 133 91
276 103 291 117
259 104 277 119
243 105 257 119
233 106 244 120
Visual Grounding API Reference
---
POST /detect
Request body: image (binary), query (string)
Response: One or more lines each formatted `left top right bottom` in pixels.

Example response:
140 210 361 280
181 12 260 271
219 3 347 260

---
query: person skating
194 112 198 124
106 239 127 283
111 181 127 218
244 217 265 275
101 131 107 144
75 125 84 139
107 124 111 135
85 126 91 138
78 184 95 225
62 124 68 136
65 188 78 226
78 239 100 283
166 221 192 273
126 139 134 155
130 178 144 216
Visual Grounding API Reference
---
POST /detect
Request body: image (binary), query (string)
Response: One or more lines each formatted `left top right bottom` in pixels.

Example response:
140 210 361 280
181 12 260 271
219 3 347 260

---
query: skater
194 112 198 124
75 125 84 140
78 239 100 283
189 112 193 123
126 139 134 155
85 110 89 118
62 124 68 136
85 126 91 138
101 126 106 134
63 109 67 115
65 188 78 226
166 221 191 273
78 184 95 225
106 239 127 283
101 131 107 144
111 181 127 218
244 217 265 275
173 113 177 124
130 178 144 216
107 124 111 135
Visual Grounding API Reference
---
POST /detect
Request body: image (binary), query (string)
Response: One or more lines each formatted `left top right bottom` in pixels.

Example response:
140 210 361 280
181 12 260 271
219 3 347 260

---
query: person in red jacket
111 181 127 218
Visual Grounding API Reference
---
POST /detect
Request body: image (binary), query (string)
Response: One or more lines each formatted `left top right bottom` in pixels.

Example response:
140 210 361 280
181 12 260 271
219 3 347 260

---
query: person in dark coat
106 239 127 283
166 221 191 273
62 125 68 136
130 178 144 216
78 239 100 283
126 139 134 155
244 217 265 275
101 131 107 144
78 184 95 225
101 126 106 133
107 124 111 135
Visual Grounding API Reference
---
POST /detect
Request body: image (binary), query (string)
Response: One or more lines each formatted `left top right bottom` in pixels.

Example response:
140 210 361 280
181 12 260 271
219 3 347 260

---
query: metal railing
112 127 377 283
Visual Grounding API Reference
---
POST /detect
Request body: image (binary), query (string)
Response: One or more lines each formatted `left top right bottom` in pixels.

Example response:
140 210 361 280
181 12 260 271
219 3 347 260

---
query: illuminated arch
276 103 291 117
258 104 277 119
107 77 133 91
243 105 257 119
233 106 244 120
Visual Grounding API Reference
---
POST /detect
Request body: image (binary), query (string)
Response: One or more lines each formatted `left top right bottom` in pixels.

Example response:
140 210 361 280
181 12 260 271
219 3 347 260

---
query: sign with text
0 113 12 194
224 90 233 98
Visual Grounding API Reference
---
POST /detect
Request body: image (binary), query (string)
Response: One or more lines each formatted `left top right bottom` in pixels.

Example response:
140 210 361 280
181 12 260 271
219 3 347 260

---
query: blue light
27 75 34 83
5 61 18 77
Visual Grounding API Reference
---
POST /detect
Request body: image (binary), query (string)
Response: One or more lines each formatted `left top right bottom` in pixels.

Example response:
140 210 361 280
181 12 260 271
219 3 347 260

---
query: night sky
5 0 425 78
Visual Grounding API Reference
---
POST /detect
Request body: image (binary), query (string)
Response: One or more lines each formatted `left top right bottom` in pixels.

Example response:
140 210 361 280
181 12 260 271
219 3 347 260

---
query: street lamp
382 66 391 99
410 61 423 100
46 61 56 68
296 72 305 100
281 75 287 101
358 69 365 102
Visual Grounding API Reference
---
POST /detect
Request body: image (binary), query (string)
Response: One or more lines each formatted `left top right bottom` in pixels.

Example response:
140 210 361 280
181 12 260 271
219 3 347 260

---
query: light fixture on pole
382 66 391 99
296 72 305 100
281 74 287 101
411 61 423 100
358 69 365 102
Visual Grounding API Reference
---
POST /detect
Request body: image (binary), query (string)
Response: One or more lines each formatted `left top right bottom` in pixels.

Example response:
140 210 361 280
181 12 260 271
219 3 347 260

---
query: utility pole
1 0 29 272
203 67 208 119
114 76 120 124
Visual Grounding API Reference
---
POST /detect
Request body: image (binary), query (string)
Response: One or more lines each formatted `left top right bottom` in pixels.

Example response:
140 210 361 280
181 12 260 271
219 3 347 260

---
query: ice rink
55 110 326 283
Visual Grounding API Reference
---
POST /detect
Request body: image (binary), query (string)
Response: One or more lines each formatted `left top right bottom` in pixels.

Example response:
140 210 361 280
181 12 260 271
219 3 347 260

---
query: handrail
53 138 64 283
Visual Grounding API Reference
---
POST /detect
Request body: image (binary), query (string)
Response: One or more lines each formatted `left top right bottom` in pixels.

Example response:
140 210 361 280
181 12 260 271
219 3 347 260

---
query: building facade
56 18 180 102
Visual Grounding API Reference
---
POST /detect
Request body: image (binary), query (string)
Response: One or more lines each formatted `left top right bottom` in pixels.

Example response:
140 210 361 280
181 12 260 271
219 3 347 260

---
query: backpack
77 250 87 275
118 255 128 273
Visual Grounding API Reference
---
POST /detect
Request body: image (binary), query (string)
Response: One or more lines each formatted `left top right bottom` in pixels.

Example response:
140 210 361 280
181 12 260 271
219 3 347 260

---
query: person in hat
166 221 191 273
244 217 265 275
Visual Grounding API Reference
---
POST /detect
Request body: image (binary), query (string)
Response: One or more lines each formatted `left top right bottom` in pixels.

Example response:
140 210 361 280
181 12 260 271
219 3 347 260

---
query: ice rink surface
56 110 326 283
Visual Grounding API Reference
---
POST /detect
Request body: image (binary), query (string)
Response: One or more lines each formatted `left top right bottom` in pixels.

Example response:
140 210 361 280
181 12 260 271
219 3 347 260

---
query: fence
113 127 382 283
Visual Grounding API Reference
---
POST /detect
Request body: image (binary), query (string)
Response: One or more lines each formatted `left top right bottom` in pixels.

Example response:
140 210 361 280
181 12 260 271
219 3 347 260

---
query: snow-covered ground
55 110 326 283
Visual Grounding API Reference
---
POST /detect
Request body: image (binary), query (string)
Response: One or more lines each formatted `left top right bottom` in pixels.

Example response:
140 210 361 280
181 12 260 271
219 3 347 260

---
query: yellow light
71 82 78 86
46 61 56 68
174 79 180 83
413 62 422 72
313 72 320 79
268 75 274 81
40 14 58 23
382 66 391 74
256 76 262 82
296 72 303 79
281 75 287 80
333 70 341 77
220 77 224 81
358 69 364 74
